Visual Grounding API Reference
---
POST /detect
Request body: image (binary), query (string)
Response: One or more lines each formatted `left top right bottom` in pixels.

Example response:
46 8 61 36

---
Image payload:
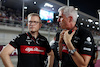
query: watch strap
68 49 76 55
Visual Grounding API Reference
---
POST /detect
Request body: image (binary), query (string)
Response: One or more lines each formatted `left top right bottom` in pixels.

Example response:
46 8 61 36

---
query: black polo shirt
94 44 98 52
60 26 95 67
9 32 51 67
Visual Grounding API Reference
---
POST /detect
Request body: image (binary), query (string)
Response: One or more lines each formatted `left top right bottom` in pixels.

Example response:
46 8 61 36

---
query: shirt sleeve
50 41 58 49
79 32 94 56
45 39 51 53
94 44 98 51
9 35 20 48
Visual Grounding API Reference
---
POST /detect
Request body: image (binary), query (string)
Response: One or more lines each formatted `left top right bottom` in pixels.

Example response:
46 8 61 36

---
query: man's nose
57 18 60 22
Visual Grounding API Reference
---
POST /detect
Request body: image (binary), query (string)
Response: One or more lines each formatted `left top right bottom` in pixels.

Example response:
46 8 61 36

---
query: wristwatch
68 49 76 55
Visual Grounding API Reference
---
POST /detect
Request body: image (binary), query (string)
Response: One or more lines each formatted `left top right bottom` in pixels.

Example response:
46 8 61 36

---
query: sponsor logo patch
84 37 92 45
83 47 91 51
20 45 46 55
86 37 91 42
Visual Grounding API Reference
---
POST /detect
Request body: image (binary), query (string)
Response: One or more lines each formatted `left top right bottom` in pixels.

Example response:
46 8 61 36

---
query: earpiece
68 30 72 34
68 24 78 34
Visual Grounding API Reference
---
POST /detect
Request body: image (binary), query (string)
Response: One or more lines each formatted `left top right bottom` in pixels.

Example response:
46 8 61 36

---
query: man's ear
39 23 42 28
68 16 73 23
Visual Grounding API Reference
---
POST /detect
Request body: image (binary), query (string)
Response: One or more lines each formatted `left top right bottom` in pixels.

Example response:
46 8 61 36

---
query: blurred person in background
89 43 98 67
49 32 60 67
49 36 56 47
57 6 95 67
0 13 54 67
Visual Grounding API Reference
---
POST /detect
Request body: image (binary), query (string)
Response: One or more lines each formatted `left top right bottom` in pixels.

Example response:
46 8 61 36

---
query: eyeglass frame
28 21 42 25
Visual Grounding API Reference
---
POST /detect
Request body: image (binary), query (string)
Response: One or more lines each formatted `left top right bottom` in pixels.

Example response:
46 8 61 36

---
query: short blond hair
28 13 42 23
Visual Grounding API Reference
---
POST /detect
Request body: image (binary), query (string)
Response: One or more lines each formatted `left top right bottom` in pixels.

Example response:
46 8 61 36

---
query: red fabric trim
72 30 74 32
20 45 46 55
9 43 16 49
62 44 69 54
76 49 79 52
62 44 66 46
62 50 69 54
81 54 92 57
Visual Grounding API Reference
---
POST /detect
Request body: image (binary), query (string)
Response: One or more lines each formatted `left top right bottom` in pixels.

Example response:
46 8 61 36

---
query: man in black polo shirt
57 6 94 67
0 13 54 67
50 32 60 67
89 43 98 67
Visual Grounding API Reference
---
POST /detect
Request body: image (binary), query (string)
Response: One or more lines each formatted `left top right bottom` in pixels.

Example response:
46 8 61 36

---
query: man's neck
73 26 77 31
30 31 39 39
65 24 77 32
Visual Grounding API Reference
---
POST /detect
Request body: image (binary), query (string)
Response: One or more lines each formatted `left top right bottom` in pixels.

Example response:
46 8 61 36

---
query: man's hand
59 30 66 43
47 50 54 67
63 30 75 45
93 59 97 64
58 30 66 59
0 44 15 67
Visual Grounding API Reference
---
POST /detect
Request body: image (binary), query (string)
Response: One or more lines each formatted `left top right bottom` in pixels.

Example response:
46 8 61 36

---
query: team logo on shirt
25 47 44 52
26 40 32 45
74 36 80 40
83 47 91 51
86 37 91 42
73 40 78 43
20 45 46 55
73 36 80 44
62 44 69 54
62 46 67 50
27 36 30 39
25 47 33 52
84 37 92 45
26 36 32 45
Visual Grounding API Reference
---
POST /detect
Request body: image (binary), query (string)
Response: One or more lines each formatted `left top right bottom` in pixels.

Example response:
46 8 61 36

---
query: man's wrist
67 41 72 45
68 49 76 55
59 40 63 44
94 59 97 61
59 38 63 42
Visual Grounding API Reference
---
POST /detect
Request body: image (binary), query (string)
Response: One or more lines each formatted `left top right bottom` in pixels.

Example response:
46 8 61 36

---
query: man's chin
60 26 65 29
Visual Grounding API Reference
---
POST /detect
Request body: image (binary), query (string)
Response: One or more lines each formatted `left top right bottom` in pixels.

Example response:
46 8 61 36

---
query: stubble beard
30 31 35 34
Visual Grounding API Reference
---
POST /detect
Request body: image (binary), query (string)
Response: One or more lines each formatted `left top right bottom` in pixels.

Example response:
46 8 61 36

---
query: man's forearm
66 42 91 67
47 50 54 67
71 51 88 67
59 42 62 59
95 51 98 60
0 54 14 67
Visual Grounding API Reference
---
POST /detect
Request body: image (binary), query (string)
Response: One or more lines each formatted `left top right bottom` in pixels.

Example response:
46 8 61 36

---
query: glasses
28 21 40 25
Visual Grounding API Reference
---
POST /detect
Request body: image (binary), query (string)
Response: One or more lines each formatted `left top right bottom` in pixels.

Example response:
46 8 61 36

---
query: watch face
71 50 74 54
70 49 76 55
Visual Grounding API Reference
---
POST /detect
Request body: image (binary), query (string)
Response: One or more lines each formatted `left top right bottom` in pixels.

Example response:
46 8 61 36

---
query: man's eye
29 21 32 23
59 16 62 18
34 21 38 23
28 21 39 24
